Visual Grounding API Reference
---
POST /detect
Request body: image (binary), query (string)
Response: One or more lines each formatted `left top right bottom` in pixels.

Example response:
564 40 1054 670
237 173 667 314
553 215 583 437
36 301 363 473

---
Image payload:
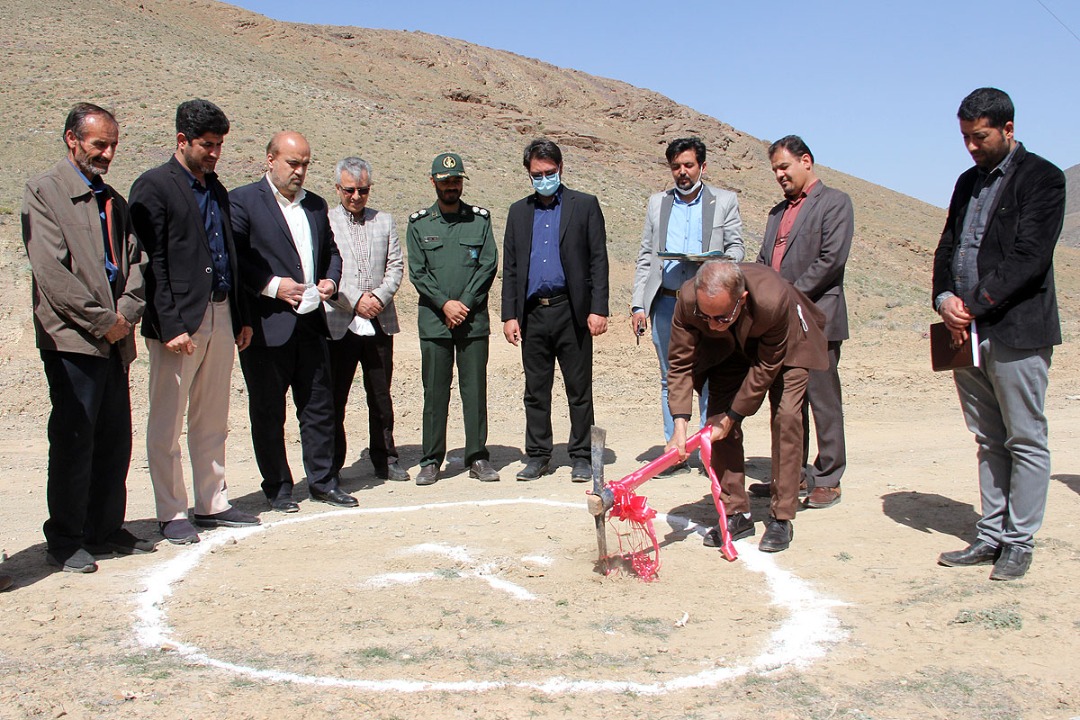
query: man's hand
939 295 973 331
104 315 132 344
276 277 306 308
442 299 470 328
706 413 737 442
939 295 973 345
354 292 383 319
587 313 608 337
666 418 689 461
503 319 522 346
235 326 253 352
631 311 648 337
165 332 196 356
316 279 336 301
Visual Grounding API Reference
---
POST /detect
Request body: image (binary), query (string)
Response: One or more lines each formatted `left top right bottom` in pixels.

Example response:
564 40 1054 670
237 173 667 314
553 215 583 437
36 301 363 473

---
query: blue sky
230 0 1080 207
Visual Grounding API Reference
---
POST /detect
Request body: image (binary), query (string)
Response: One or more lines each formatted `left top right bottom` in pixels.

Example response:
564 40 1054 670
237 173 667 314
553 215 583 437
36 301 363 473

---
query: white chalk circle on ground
133 498 846 694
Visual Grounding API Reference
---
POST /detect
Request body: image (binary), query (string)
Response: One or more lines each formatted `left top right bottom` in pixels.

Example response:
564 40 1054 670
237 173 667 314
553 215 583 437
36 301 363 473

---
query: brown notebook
930 322 979 371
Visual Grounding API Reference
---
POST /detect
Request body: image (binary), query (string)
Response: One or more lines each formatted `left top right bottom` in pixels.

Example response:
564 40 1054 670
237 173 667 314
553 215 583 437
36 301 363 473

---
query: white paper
295 285 321 315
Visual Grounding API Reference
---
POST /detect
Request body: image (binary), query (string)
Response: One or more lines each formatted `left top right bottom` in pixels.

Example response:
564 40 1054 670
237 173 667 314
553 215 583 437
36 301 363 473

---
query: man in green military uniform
407 153 500 486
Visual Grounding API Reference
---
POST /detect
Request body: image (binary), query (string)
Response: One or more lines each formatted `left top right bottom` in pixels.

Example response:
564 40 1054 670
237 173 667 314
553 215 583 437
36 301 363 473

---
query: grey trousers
954 339 1052 550
803 340 846 488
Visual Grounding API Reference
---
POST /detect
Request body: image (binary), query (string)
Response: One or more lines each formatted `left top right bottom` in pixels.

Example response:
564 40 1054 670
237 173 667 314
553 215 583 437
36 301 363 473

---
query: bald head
266 130 308 157
694 260 745 298
266 131 311 200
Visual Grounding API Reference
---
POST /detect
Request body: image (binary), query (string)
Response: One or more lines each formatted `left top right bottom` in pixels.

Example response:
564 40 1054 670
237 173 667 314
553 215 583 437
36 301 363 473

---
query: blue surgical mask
532 172 561 197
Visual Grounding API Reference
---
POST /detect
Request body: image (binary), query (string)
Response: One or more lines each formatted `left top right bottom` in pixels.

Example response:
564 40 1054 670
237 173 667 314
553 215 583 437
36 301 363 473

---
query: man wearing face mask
631 138 743 473
502 138 610 482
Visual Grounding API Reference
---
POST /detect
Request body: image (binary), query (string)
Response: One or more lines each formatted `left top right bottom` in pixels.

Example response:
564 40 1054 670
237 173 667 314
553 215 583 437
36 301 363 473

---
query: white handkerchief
295 285 322 315
348 316 376 336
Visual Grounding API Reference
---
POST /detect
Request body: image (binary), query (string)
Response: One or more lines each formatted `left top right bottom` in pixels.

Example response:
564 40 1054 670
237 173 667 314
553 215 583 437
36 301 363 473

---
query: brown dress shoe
469 459 500 482
415 464 439 486
805 485 841 509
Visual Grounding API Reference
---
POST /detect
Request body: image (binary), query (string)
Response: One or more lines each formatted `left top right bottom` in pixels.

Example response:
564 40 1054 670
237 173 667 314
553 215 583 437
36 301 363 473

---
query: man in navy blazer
933 88 1066 581
231 131 355 512
130 99 259 545
501 138 609 482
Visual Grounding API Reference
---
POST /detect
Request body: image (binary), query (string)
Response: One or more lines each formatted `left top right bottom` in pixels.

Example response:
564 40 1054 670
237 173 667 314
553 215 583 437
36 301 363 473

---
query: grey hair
335 156 372 184
694 259 745 298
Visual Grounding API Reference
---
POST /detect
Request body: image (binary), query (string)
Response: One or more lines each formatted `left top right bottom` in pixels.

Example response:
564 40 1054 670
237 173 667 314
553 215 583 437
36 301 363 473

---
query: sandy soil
2 300 1080 720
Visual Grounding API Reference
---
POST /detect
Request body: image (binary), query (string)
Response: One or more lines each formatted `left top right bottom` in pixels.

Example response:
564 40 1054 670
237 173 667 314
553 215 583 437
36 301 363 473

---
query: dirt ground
2 301 1080 720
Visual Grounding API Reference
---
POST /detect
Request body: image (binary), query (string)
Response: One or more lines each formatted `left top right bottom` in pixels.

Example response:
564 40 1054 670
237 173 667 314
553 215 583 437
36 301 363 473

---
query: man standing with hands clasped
325 156 409 483
407 152 499 486
130 99 259 545
933 88 1065 581
22 103 150 573
231 131 356 512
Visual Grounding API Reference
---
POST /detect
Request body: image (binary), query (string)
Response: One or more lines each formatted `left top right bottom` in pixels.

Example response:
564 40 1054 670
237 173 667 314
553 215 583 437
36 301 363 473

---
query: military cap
431 152 468 180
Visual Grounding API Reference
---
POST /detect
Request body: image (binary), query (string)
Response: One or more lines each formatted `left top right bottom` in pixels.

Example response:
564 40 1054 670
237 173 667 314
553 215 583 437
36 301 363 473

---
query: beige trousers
146 300 235 521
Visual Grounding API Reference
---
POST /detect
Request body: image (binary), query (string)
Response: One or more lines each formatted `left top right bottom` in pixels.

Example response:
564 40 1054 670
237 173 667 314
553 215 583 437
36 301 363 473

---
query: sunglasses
694 295 743 325
339 186 371 196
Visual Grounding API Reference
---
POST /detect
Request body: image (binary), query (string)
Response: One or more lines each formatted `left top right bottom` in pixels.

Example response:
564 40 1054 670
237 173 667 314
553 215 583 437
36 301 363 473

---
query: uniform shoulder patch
471 206 489 218
409 208 429 222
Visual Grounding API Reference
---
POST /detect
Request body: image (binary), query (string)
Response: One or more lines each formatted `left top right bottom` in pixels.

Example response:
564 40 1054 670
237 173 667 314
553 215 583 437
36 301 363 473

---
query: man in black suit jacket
231 131 355 512
130 99 259 545
501 139 609 481
933 88 1065 581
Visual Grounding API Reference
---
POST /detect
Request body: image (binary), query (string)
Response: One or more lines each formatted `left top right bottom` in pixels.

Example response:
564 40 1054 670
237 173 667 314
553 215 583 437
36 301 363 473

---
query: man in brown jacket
667 261 827 552
21 103 151 573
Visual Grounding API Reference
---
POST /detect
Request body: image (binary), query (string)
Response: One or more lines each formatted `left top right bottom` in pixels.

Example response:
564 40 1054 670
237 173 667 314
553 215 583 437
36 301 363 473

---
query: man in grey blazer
755 135 853 509
324 157 408 482
631 137 743 466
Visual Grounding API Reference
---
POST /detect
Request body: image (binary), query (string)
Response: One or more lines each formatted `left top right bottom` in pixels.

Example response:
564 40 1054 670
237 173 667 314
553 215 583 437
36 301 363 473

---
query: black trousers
521 297 594 461
328 326 399 474
41 349 131 556
239 318 338 500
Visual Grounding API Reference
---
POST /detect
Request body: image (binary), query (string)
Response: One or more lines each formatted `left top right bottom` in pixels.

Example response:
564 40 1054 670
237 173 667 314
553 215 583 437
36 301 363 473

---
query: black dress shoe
415 464 439 486
46 548 98 573
85 528 157 555
376 462 411 482
704 514 755 547
469 459 500 482
749 480 809 499
159 519 201 545
193 507 261 528
570 459 592 483
937 540 1000 567
516 457 551 481
989 545 1032 581
758 518 793 553
269 497 300 513
310 488 359 507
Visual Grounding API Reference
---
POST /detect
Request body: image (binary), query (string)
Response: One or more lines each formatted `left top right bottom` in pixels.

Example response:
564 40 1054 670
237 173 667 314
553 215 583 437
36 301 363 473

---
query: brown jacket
668 263 827 419
22 160 147 365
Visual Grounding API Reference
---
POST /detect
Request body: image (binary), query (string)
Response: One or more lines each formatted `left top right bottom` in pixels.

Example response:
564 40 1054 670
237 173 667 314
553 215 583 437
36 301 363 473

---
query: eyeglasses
694 295 743 325
339 186 371 196
529 170 559 180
